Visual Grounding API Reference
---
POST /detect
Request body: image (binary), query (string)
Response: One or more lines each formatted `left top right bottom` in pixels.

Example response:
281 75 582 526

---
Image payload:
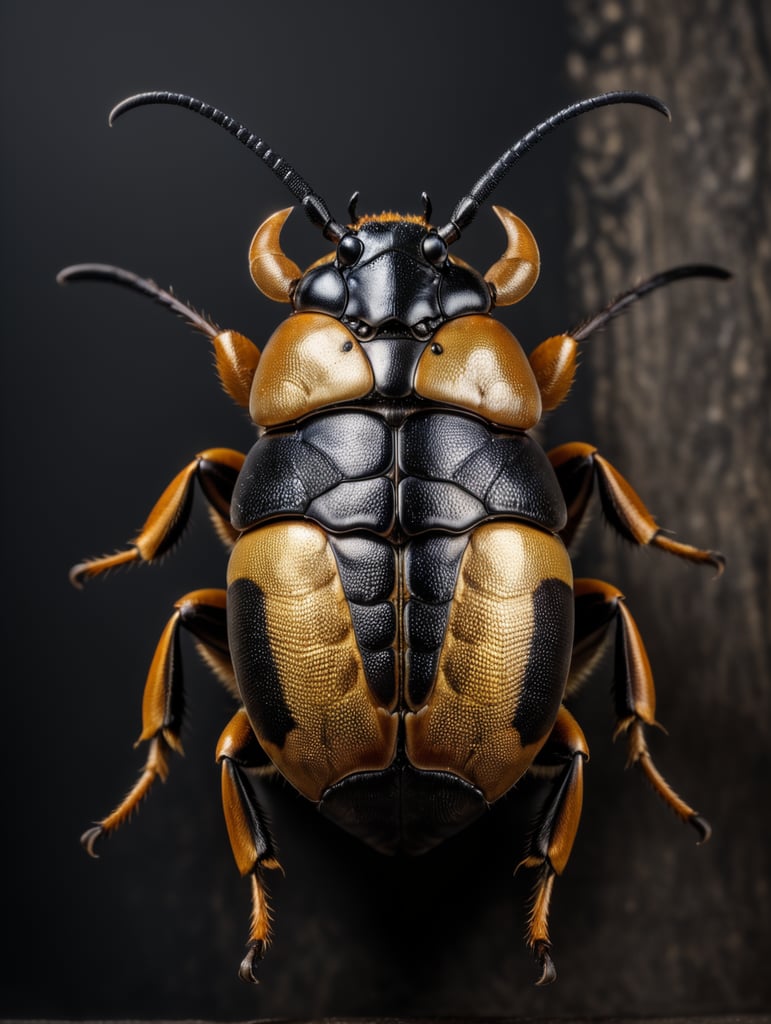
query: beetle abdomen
317 763 487 855
228 406 573 836
227 516 573 835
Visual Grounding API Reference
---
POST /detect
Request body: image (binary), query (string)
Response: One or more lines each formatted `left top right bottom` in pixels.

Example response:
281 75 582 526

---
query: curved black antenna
109 91 347 242
570 264 732 342
438 91 671 244
57 263 221 339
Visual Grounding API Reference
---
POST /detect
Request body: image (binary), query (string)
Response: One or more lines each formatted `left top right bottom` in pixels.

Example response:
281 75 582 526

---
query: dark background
1 1 769 1020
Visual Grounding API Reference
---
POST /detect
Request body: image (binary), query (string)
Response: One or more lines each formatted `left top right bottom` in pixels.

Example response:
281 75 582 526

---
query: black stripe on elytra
227 577 297 748
512 577 574 747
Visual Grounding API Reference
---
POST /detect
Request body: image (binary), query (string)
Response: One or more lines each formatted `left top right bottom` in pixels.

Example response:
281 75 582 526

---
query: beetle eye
422 233 447 267
337 233 363 268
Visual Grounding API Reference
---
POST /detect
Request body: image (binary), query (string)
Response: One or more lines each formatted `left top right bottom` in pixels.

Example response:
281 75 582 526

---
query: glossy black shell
292 220 492 340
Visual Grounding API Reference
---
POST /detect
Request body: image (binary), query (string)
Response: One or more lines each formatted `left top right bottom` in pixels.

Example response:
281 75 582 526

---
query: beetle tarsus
690 813 712 845
533 940 557 986
69 547 140 588
708 551 726 578
238 940 265 985
80 825 105 858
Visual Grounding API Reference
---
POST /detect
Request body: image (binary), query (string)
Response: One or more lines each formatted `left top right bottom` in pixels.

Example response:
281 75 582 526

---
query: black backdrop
1 1 769 1020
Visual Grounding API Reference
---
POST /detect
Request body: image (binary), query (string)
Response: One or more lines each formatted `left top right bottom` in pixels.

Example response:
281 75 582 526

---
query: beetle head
109 89 670 331
249 207 541 339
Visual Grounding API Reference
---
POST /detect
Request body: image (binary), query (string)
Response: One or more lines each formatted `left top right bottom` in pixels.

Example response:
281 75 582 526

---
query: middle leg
549 441 724 572
81 588 236 855
569 577 710 841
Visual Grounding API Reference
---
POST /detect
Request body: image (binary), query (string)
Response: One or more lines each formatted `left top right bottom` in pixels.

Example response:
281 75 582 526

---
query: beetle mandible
61 89 727 986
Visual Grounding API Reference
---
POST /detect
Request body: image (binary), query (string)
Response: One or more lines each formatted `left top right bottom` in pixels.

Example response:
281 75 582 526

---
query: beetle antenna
438 92 671 244
570 264 732 342
109 91 347 242
57 263 221 339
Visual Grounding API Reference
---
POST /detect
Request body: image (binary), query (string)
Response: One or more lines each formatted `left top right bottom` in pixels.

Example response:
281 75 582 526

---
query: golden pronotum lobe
249 313 373 426
414 316 542 428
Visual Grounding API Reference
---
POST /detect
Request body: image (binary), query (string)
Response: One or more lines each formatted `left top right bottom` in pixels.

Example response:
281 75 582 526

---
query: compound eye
422 232 447 267
337 233 363 268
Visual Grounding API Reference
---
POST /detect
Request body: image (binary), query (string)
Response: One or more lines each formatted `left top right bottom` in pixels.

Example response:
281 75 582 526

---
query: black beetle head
291 215 492 341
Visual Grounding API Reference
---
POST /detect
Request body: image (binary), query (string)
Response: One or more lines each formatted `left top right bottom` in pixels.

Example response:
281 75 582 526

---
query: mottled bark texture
561 0 770 1012
567 0 770 685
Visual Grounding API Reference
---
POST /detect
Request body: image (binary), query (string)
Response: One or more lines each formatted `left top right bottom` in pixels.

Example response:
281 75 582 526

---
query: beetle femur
109 90 347 242
437 91 670 244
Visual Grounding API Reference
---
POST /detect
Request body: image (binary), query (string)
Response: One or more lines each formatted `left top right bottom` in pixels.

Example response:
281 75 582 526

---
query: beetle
61 89 727 986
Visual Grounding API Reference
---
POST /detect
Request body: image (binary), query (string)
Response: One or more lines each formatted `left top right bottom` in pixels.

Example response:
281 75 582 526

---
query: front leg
70 448 245 586
549 441 724 572
58 263 262 409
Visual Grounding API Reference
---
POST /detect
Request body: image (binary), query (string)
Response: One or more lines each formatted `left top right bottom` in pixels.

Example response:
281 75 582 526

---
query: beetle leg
216 708 281 984
81 588 238 855
548 442 724 573
568 578 711 842
70 448 245 587
520 706 589 986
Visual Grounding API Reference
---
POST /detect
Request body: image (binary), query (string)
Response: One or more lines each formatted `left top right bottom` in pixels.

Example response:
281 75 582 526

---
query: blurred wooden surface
561 0 771 1012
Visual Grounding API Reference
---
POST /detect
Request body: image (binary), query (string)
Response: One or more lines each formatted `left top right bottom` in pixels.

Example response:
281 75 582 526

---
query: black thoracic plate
231 409 566 537
360 335 429 398
399 412 566 534
318 761 487 855
231 411 394 533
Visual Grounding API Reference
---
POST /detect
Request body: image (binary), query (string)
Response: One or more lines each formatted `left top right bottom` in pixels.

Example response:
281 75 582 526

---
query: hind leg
569 578 710 840
216 708 281 984
81 589 236 854
520 706 589 985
